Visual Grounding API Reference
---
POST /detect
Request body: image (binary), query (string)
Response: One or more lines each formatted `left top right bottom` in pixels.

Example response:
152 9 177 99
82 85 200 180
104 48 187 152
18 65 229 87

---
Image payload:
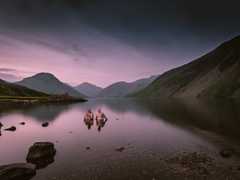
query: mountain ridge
98 75 158 97
75 82 102 97
16 73 86 98
134 36 240 99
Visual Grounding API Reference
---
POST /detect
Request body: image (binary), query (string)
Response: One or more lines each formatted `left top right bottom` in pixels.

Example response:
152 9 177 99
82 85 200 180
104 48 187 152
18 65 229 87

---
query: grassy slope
0 79 48 97
134 36 240 99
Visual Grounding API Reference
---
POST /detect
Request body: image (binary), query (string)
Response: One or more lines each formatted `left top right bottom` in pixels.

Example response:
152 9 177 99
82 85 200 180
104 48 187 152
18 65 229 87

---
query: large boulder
26 142 56 169
0 163 36 180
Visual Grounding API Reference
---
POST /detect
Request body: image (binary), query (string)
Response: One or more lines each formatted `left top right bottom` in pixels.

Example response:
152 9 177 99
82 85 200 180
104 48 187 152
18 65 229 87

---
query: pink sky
0 29 181 87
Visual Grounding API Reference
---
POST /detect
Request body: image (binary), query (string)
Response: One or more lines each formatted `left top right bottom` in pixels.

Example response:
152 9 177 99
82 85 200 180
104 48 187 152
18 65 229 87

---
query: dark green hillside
135 36 240 99
0 79 48 97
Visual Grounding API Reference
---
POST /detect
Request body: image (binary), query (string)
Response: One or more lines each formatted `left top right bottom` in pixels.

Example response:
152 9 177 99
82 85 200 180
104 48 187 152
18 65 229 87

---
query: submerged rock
86 146 91 150
26 142 56 169
0 122 3 128
4 126 16 132
0 163 36 180
20 122 26 125
115 147 125 152
41 122 49 127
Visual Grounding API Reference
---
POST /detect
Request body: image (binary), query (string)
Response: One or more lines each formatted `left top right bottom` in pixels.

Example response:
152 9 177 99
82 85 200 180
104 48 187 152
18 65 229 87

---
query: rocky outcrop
0 163 36 180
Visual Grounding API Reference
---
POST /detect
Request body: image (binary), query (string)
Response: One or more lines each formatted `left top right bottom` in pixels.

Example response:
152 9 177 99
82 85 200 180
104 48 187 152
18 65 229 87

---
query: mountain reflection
1 98 240 140
0 103 74 122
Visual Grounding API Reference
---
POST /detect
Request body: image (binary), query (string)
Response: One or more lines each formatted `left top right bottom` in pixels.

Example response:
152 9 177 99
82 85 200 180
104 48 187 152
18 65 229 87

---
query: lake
0 98 240 179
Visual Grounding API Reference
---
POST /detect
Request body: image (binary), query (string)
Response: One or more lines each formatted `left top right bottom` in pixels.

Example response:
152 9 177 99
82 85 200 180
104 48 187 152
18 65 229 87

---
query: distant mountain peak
29 72 59 80
17 73 85 98
97 76 158 98
75 82 102 97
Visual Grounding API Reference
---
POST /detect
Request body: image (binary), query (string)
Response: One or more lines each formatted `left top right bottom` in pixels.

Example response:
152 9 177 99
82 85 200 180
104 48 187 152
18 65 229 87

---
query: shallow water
0 99 239 179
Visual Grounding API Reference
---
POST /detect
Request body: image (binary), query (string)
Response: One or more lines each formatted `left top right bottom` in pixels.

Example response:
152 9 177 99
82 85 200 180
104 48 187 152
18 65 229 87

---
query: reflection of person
0 122 3 136
84 110 94 130
95 109 108 132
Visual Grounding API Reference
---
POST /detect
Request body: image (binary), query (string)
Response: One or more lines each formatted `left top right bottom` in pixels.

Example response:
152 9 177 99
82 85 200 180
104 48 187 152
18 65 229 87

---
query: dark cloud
0 0 239 85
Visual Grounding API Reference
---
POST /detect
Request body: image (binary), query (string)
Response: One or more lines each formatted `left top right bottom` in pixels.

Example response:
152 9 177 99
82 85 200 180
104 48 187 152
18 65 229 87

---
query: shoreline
0 96 87 105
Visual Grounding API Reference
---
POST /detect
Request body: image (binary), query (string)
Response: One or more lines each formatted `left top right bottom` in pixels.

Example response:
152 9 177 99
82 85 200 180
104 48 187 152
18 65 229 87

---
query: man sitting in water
95 109 108 132
84 110 94 122
96 109 108 125
84 110 94 130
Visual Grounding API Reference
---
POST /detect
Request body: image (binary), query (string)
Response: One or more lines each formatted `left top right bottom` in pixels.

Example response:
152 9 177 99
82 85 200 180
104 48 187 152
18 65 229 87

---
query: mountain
75 82 102 97
17 73 85 98
0 79 47 97
97 76 157 97
135 36 240 99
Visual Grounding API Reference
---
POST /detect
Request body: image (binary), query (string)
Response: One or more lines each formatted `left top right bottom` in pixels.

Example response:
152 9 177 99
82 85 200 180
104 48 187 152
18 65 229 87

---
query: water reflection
0 103 75 123
0 99 240 180
0 122 2 136
135 98 240 140
0 99 240 140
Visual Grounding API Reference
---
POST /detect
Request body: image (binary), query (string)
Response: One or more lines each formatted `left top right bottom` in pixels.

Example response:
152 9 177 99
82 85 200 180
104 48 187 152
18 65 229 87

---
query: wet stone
42 122 49 127
4 126 16 132
220 149 234 158
26 142 56 169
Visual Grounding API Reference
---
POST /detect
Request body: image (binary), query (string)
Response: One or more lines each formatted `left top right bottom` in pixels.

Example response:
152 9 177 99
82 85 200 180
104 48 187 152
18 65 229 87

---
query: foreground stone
26 142 56 169
41 122 49 127
4 126 16 132
0 163 36 180
220 149 234 158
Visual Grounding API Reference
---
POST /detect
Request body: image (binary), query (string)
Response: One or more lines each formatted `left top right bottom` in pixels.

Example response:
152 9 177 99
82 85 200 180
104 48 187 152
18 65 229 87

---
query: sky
0 0 240 87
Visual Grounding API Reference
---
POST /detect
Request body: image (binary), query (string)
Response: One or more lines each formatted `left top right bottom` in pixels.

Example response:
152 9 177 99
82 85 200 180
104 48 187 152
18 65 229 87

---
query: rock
41 122 49 127
0 163 36 180
0 122 3 128
26 142 56 169
4 126 16 132
20 122 26 125
220 149 233 158
86 147 91 150
115 147 125 152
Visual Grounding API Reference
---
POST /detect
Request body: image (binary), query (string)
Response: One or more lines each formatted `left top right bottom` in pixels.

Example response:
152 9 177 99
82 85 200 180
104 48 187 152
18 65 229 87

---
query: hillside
16 73 85 98
135 36 240 99
75 82 102 97
98 76 157 97
0 79 47 97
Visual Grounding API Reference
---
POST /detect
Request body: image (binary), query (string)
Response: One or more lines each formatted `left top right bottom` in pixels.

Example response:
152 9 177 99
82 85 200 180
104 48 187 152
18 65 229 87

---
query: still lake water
0 98 240 179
